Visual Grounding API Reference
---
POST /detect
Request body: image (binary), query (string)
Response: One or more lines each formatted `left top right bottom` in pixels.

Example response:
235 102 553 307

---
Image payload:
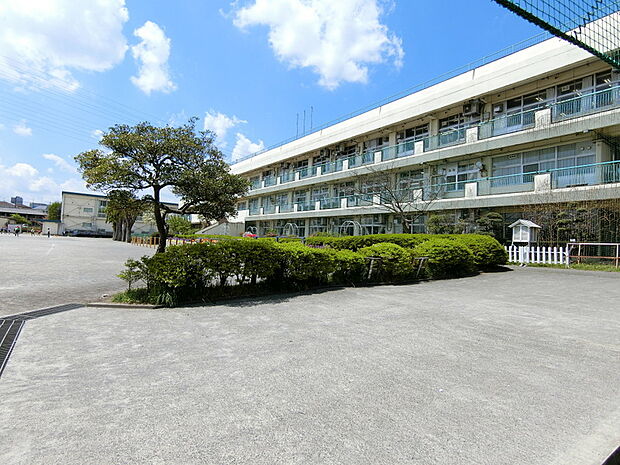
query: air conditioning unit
493 103 505 114
463 100 482 116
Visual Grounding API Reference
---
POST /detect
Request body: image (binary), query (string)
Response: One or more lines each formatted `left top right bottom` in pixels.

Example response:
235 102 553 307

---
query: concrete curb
85 302 163 309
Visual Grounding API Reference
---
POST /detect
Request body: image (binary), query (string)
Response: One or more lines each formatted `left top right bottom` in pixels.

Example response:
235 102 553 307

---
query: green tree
75 118 249 252
47 201 62 220
476 212 504 238
9 213 29 225
106 190 145 242
167 215 194 236
426 214 454 234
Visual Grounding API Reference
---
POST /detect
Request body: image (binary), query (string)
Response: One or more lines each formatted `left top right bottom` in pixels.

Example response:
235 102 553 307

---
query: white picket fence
505 245 570 265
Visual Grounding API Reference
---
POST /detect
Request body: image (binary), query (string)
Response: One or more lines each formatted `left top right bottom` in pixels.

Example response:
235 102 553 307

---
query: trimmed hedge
306 234 436 251
451 234 507 268
358 243 414 281
411 239 475 279
118 233 504 306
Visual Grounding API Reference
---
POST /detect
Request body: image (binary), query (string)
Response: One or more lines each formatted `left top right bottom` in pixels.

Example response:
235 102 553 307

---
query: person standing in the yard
47 228 51 238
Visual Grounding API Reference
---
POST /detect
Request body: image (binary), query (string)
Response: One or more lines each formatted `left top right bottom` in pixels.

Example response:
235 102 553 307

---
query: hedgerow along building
230 17 620 242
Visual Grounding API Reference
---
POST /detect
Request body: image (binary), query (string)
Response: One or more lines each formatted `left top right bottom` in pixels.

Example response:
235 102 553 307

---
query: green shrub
277 237 303 243
331 249 367 285
412 239 475 279
141 245 205 305
358 243 414 281
453 234 507 268
307 234 434 251
273 242 336 285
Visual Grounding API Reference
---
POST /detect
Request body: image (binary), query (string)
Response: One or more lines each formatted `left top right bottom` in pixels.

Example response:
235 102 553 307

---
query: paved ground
0 235 153 317
1 267 618 465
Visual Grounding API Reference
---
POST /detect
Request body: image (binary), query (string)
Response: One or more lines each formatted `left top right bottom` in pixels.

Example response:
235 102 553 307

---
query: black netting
493 0 620 67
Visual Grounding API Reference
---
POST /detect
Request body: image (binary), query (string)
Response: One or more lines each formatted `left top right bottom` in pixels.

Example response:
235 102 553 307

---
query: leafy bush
453 234 507 268
307 234 434 251
358 243 414 281
331 249 367 285
412 239 475 279
273 242 336 285
277 237 303 243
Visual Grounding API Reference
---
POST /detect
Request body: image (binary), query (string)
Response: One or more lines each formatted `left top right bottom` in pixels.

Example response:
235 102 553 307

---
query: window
313 151 330 165
360 214 386 235
396 124 429 143
439 113 465 132
445 163 479 191
248 198 260 214
335 182 355 198
97 200 107 217
398 170 424 190
309 217 328 235
491 143 596 187
363 136 389 152
237 201 247 211
82 222 92 228
294 190 308 204
311 187 329 202
83 207 93 213
275 193 290 207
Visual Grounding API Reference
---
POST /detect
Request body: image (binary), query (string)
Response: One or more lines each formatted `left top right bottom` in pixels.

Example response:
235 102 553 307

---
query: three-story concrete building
231 31 620 240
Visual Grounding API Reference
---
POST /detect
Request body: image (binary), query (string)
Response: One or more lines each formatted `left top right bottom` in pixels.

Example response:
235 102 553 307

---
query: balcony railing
319 197 341 210
296 202 315 212
263 204 276 214
478 107 537 139
246 84 620 192
552 85 620 122
550 160 620 188
428 128 466 150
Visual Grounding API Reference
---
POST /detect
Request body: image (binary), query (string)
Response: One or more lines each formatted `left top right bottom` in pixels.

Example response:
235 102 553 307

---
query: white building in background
61 191 179 236
230 30 620 238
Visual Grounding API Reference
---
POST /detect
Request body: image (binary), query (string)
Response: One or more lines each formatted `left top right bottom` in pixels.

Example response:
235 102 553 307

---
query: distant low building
61 191 179 236
0 201 48 228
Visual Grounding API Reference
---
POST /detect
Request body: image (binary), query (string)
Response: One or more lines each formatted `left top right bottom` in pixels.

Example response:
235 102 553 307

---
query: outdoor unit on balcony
463 99 483 116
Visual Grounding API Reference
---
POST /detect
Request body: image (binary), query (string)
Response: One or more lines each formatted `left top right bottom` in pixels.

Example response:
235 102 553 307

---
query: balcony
478 108 537 139
319 197 341 210
552 85 620 122
245 84 620 193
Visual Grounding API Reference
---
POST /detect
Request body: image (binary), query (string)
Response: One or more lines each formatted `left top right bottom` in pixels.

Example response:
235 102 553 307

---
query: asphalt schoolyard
1 262 618 465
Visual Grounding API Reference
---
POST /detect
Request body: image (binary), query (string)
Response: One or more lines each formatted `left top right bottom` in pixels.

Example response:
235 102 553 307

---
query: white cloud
130 21 176 95
203 110 246 147
6 162 38 178
0 160 88 203
42 153 77 173
233 0 404 90
0 0 129 91
231 133 265 161
12 120 32 136
91 129 104 141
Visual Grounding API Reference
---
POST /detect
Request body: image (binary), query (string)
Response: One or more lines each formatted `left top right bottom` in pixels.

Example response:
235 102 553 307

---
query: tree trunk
153 187 167 253
125 218 136 243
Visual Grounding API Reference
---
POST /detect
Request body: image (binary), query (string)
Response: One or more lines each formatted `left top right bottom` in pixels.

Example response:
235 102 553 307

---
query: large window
360 214 386 235
309 217 328 235
491 143 596 187
445 163 479 191
396 124 429 143
97 200 107 217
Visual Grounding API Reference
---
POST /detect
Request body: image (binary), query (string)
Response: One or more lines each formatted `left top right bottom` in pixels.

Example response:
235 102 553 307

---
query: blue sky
0 0 543 204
